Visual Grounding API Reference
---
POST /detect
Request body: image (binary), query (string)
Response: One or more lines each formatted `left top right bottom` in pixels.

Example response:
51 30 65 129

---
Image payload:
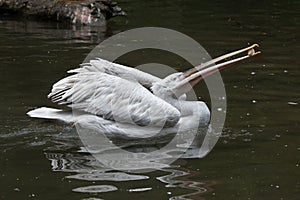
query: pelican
27 44 260 138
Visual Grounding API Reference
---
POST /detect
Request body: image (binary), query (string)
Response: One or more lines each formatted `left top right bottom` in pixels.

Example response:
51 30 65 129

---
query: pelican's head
152 44 260 100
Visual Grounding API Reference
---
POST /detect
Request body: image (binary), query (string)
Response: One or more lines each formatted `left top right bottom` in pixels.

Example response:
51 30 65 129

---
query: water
0 0 299 199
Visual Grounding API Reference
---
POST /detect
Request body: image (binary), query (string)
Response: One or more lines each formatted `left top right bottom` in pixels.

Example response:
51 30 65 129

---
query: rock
0 0 126 25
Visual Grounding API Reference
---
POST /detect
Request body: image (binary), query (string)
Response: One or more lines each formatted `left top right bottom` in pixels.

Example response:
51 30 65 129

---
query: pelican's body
27 45 260 138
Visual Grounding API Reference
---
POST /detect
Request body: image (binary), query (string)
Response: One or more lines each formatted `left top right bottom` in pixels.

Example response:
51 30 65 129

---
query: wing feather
48 72 180 127
67 58 161 88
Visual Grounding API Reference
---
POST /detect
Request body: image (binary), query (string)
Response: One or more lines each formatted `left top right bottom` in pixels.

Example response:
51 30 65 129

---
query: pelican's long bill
174 44 261 93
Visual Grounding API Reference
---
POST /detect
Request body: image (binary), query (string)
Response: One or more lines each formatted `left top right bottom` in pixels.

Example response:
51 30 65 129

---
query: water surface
0 0 299 199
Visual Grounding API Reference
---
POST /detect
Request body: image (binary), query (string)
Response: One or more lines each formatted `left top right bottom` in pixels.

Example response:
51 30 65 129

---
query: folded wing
48 72 180 127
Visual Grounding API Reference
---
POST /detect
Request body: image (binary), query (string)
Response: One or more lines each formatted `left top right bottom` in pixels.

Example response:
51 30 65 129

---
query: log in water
0 0 125 25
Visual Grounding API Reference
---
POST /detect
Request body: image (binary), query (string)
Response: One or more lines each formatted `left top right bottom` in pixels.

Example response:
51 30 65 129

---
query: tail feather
27 107 74 123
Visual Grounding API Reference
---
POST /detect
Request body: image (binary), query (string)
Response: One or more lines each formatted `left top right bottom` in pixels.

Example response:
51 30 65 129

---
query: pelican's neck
178 101 196 116
156 95 196 116
150 83 175 106
152 83 210 124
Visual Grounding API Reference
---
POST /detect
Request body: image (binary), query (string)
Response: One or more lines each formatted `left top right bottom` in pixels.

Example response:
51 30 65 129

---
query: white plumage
27 44 260 138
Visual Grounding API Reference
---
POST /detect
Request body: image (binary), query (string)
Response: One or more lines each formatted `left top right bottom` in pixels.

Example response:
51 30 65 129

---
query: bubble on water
243 138 251 142
29 194 36 198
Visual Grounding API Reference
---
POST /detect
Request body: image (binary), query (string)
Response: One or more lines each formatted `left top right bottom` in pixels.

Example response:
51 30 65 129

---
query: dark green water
0 0 299 199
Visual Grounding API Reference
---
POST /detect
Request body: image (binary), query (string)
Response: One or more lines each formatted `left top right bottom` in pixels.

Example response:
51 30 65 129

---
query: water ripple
72 185 118 193
67 172 149 182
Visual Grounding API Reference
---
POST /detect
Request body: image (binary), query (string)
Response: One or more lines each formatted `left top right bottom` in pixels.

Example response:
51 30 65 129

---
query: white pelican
27 44 260 138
